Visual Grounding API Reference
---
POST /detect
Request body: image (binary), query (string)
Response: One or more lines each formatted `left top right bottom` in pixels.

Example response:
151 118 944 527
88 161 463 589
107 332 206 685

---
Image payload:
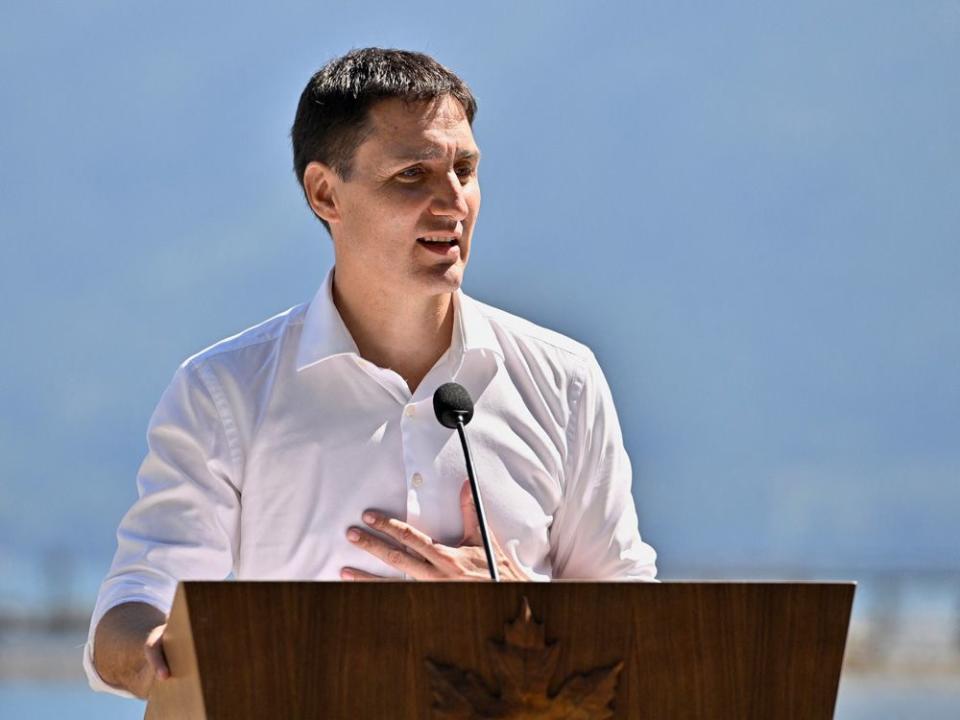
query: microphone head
433 382 475 428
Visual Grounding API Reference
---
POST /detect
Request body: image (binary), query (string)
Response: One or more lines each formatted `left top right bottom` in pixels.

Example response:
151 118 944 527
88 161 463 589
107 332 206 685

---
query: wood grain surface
145 581 854 719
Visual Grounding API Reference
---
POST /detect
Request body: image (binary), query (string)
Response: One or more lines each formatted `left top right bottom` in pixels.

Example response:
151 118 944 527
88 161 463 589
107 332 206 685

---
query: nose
429 171 470 221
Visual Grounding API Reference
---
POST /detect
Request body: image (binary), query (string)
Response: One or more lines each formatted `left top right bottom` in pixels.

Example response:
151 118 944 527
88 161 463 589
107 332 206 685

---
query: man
85 47 657 699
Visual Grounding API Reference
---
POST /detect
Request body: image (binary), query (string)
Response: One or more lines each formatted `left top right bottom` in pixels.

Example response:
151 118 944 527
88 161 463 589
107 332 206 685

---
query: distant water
0 682 143 719
1 677 958 719
834 676 960 719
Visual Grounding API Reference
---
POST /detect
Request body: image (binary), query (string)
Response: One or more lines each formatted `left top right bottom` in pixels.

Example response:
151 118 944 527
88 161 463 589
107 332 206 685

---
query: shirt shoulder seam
186 360 245 483
562 356 591 488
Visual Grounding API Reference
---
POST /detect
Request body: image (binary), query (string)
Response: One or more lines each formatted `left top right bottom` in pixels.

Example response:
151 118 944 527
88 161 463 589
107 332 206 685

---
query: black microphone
433 382 499 582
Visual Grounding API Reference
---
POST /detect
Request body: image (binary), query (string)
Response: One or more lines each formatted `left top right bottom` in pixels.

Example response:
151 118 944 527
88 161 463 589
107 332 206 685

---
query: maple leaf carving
427 597 624 719
550 661 624 720
426 659 507 719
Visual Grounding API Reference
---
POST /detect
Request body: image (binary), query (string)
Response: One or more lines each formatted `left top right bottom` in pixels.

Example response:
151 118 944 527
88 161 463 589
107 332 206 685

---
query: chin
416 262 464 294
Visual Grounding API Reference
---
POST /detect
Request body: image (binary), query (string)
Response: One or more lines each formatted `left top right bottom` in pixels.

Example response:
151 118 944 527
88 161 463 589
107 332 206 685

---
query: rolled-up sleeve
83 360 242 695
550 355 657 581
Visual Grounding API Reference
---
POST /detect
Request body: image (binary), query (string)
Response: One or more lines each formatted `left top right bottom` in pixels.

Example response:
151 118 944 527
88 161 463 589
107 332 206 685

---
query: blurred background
1 1 958 717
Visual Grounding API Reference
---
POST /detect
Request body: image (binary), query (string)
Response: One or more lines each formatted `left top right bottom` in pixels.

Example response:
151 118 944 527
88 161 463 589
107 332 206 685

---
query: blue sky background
1 1 958 610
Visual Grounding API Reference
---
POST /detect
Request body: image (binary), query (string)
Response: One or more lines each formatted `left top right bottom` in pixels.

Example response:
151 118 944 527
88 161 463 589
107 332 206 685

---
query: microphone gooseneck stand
433 382 499 582
454 416 499 582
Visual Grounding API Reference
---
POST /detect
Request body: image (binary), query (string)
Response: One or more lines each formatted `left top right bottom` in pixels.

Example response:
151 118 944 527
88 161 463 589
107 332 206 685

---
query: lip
417 231 462 241
416 238 461 256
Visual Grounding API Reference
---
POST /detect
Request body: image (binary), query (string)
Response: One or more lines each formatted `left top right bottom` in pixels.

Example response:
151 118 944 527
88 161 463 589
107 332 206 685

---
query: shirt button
411 472 424 487
405 405 416 418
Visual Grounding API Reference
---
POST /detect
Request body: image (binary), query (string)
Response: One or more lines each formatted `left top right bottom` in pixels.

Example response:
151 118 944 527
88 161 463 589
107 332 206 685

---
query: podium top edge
175 579 858 587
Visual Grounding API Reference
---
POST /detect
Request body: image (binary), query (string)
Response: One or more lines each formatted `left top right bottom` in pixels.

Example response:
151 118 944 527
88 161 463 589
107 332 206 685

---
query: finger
361 512 439 562
144 624 170 680
458 481 508 560
145 646 169 680
340 567 388 581
459 480 482 546
346 527 442 580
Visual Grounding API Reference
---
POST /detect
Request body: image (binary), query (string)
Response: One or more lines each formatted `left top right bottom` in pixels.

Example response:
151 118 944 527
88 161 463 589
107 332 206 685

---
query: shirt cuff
83 590 174 698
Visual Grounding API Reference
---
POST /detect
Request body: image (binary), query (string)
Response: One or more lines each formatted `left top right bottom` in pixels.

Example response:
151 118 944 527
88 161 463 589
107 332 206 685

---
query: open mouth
416 236 460 254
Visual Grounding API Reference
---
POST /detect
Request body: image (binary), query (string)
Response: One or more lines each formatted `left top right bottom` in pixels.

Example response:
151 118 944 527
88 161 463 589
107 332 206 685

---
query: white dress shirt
84 268 657 695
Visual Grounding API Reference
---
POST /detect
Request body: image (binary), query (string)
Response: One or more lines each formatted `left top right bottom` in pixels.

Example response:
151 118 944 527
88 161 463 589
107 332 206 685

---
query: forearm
93 601 166 699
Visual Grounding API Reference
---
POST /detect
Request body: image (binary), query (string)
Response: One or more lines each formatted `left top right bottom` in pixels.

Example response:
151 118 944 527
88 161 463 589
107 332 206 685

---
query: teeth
420 237 457 243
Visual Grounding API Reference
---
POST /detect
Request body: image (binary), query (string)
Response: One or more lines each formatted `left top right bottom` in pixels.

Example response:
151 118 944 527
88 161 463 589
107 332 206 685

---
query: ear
302 161 342 225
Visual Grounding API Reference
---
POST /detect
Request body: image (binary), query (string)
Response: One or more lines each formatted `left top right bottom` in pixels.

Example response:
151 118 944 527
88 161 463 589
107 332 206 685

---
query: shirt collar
295 268 360 372
296 267 503 373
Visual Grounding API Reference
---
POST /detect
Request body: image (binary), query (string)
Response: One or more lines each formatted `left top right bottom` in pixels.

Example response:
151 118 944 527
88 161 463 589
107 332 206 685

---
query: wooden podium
145 581 854 719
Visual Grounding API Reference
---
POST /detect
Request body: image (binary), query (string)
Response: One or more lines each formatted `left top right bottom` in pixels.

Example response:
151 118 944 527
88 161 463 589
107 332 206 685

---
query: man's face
324 95 481 298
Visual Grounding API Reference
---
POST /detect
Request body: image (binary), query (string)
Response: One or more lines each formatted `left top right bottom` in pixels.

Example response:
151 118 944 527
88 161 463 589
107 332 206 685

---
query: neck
331 268 455 393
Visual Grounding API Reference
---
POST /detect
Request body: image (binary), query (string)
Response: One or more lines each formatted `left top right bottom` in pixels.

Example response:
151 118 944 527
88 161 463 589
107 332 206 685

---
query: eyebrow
389 148 481 163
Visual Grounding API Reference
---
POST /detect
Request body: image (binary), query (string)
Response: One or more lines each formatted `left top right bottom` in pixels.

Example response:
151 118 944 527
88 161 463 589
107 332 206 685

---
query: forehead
358 95 478 164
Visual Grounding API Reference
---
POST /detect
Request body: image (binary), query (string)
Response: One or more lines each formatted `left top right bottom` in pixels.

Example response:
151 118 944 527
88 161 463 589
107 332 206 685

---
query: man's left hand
341 480 529 581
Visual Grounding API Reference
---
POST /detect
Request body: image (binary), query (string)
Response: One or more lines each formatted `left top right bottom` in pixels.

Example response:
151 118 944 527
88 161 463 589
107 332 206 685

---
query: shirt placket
401 348 461 527
400 399 426 528
353 356 438 580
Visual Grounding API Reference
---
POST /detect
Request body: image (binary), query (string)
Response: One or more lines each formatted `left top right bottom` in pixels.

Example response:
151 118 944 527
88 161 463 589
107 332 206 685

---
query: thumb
460 480 482 546
145 624 170 680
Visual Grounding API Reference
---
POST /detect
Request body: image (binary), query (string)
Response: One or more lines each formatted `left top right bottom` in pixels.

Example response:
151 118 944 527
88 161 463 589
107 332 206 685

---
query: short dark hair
291 48 478 231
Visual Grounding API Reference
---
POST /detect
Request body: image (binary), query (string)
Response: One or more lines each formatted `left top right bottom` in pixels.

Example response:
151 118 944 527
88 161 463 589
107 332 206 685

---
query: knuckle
434 545 452 561
387 549 405 566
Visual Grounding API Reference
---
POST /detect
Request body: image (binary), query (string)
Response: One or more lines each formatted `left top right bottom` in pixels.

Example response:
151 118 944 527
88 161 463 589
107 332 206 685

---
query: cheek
385 187 436 223
358 190 424 234
386 183 433 205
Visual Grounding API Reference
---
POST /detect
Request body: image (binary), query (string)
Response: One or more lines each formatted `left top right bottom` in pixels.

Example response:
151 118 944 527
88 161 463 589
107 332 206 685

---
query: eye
397 166 424 181
455 164 476 181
